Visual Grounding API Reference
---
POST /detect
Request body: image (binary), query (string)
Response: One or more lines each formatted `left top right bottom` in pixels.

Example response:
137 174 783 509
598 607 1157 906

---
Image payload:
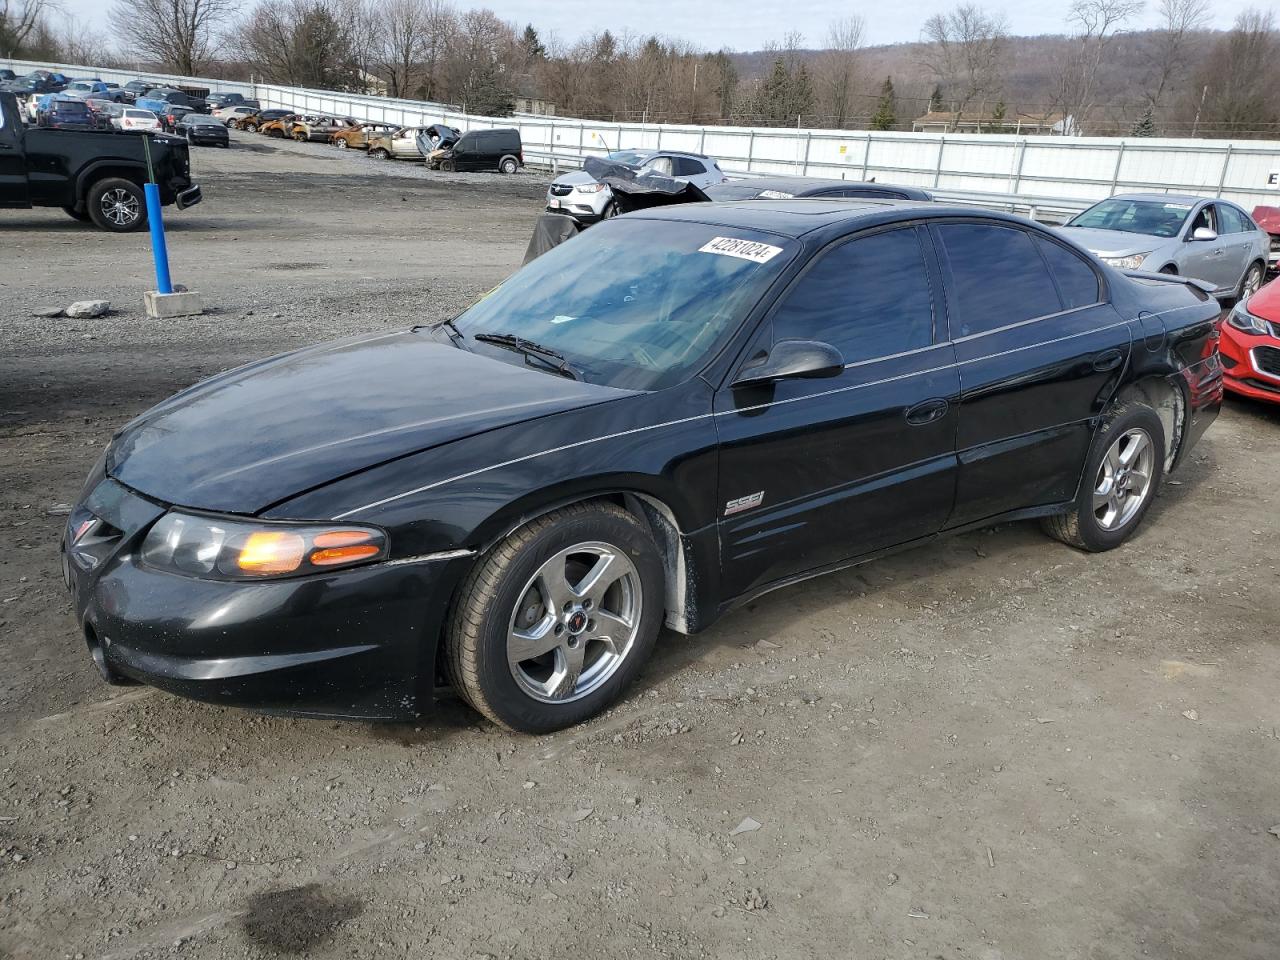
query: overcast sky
60 0 1263 54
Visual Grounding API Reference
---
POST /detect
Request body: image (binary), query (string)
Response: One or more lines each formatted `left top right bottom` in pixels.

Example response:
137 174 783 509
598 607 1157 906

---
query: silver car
546 149 725 223
1058 193 1269 300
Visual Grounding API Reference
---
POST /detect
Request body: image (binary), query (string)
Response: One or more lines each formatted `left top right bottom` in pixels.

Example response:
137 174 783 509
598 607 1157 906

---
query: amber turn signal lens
312 530 376 549
310 544 382 566
237 531 307 574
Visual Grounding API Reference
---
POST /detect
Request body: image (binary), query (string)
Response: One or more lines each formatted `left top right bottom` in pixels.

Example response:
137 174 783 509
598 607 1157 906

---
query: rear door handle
1092 349 1124 372
904 398 949 426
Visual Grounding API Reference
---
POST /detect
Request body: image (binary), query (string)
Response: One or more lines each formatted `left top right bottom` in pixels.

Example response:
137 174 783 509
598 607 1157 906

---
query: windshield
606 150 651 167
452 219 795 391
1068 199 1193 239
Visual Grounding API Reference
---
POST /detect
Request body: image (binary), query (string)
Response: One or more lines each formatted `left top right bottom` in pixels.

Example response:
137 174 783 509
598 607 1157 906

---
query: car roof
1109 193 1209 205
628 198 990 239
711 175 930 196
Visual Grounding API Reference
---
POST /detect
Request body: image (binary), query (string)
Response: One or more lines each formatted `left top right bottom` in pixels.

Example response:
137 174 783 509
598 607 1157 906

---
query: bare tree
109 0 235 74
1190 8 1279 137
817 16 865 128
1142 0 1209 110
1054 0 1144 134
236 0 361 89
920 4 1008 115
1 0 55 57
376 0 449 97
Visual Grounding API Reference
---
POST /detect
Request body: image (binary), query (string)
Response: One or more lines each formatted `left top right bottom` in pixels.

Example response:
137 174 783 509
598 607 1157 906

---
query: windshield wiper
473 333 583 381
413 316 469 349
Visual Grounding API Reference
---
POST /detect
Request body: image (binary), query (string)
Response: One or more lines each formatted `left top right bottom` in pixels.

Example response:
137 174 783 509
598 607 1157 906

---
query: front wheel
1042 401 1165 552
244 122 257 133
86 178 147 233
440 159 456 172
335 138 348 149
444 502 665 733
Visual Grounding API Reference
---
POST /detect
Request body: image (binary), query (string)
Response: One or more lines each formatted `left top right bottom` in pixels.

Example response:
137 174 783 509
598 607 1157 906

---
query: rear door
1214 203 1256 288
0 95 29 208
932 220 1130 527
715 224 961 599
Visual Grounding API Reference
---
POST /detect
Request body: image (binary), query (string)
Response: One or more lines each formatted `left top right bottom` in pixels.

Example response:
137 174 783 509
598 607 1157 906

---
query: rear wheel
1042 401 1165 552
440 159 456 172
369 147 389 160
245 122 258 133
499 156 519 174
293 130 306 141
1238 261 1265 300
86 178 146 233
445 502 664 733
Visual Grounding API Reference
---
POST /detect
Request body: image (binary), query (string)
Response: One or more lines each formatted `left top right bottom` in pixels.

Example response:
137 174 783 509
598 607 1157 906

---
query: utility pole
1191 84 1208 138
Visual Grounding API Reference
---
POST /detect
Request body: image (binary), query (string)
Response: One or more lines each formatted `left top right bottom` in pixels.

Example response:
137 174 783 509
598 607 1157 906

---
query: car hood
1252 206 1280 235
107 331 632 515
552 169 602 188
1055 226 1167 258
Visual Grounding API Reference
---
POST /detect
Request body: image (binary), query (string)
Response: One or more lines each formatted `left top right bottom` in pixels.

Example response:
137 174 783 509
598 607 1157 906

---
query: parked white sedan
114 108 162 133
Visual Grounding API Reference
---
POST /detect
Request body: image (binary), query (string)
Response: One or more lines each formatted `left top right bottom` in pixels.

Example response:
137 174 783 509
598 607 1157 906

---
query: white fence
7 56 1280 211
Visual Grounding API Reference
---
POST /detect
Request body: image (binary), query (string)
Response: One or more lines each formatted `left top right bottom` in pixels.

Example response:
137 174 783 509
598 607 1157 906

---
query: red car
1252 205 1279 276
1220 275 1280 403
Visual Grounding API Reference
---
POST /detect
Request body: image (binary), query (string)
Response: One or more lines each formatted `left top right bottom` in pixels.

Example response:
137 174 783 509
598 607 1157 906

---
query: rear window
125 110 152 118
54 101 89 115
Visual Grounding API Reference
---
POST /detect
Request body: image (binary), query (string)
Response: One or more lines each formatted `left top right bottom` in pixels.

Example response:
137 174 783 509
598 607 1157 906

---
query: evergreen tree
991 100 1006 122
1130 103 1157 137
520 24 545 63
871 76 896 130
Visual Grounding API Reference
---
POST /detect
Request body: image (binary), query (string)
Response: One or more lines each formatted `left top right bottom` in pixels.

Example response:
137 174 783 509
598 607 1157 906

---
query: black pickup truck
0 91 201 232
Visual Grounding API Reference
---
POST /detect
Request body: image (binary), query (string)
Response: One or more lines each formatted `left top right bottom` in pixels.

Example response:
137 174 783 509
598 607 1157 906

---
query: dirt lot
2 132 1279 960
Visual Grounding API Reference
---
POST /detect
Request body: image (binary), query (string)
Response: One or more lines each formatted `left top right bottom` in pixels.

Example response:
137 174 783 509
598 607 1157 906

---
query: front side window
1188 205 1215 235
771 227 936 363
642 157 675 176
452 219 796 391
935 223 1063 336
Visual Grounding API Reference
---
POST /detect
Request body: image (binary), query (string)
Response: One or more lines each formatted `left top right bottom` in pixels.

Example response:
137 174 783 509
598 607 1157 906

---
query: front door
930 220 1131 527
714 224 961 600
1181 204 1235 292
0 95 29 209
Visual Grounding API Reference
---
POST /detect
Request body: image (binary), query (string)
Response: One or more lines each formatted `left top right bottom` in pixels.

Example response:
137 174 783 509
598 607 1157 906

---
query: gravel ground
2 131 1280 960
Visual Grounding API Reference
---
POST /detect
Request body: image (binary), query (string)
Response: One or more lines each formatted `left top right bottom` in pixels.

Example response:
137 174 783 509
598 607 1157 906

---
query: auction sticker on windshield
698 237 784 263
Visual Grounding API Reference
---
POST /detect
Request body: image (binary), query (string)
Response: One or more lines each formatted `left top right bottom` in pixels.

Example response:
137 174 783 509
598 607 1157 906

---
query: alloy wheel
100 188 140 227
1093 428 1155 531
507 541 642 704
1242 264 1263 299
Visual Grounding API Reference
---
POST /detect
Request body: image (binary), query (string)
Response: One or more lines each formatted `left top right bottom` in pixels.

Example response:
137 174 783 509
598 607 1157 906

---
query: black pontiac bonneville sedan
62 201 1223 732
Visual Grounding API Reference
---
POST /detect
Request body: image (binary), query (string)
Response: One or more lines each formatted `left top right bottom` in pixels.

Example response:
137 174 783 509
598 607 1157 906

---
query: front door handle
904 398 949 426
1092 349 1124 372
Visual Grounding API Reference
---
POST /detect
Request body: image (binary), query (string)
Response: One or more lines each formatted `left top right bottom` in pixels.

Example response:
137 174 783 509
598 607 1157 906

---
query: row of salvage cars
212 108 524 173
537 150 1280 407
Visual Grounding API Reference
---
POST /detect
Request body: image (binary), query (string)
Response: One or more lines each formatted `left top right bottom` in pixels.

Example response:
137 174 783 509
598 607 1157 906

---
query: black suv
435 128 523 173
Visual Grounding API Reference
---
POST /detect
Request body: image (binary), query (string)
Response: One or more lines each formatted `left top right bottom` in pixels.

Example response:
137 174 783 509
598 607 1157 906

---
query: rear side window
1034 236 1102 309
935 223 1062 336
672 157 705 177
1216 204 1249 234
771 226 935 363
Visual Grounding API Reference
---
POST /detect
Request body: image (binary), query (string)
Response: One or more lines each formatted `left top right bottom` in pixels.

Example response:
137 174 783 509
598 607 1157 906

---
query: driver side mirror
732 339 845 389
1190 226 1217 241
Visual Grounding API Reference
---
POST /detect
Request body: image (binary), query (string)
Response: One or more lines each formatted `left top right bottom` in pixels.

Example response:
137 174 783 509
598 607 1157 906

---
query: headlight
141 512 387 580
1101 253 1152 271
574 182 606 194
1227 301 1271 336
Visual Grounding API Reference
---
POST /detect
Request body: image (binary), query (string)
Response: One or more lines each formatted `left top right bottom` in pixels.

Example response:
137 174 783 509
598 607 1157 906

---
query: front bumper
62 478 463 719
545 186 610 223
1219 322 1280 404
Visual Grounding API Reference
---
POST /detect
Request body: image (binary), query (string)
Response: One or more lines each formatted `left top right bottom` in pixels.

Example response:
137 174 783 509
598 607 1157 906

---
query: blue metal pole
143 182 173 295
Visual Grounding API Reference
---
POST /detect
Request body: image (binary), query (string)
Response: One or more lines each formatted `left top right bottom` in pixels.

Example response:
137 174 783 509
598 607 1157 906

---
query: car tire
601 201 618 220
86 178 147 233
440 159 456 172
499 156 519 174
293 131 306 141
1041 401 1166 552
1158 264 1178 275
245 122 257 133
61 205 90 222
370 147 389 160
335 138 348 149
1238 261 1265 300
444 501 665 733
